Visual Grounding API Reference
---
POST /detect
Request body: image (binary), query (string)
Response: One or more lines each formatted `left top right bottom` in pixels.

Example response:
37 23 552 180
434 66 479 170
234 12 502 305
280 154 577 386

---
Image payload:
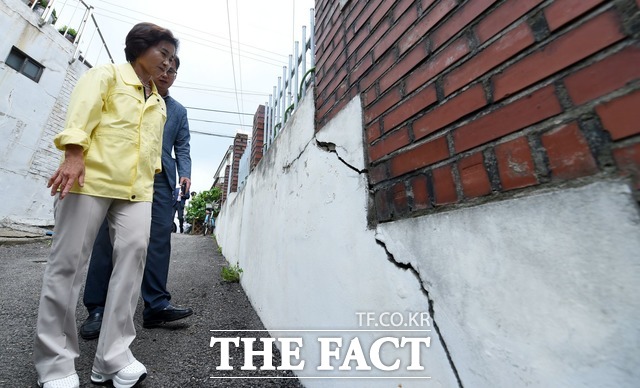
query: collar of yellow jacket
118 62 160 95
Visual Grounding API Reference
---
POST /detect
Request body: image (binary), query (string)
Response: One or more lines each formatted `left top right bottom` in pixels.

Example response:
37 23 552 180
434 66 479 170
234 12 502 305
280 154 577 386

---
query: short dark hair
124 22 179 62
174 55 180 70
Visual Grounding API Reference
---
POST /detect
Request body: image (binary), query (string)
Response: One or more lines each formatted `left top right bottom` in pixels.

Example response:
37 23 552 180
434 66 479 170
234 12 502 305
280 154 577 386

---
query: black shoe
143 304 193 328
80 312 103 340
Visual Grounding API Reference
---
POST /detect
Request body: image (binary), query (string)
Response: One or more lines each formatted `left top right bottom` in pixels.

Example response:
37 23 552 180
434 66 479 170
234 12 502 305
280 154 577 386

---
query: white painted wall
217 87 640 387
0 0 87 226
377 181 640 387
217 89 457 386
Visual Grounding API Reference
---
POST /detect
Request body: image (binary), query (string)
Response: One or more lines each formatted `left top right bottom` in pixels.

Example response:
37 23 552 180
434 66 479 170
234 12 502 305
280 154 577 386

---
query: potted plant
33 0 57 24
58 26 77 42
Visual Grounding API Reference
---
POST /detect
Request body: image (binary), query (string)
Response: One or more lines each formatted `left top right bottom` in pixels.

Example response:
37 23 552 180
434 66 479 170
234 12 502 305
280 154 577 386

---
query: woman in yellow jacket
33 23 178 388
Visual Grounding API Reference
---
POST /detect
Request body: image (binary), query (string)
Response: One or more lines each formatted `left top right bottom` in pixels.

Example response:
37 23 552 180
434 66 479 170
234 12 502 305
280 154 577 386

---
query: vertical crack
375 238 464 388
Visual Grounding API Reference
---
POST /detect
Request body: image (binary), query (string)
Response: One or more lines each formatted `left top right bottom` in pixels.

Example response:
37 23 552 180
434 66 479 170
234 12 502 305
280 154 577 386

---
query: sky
53 0 316 195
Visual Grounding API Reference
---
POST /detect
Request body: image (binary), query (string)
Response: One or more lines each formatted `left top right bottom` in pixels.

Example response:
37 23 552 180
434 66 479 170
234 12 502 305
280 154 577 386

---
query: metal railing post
261 8 315 155
71 5 92 63
37 0 56 26
276 77 282 136
287 54 293 113
294 41 300 107
310 8 316 69
281 66 286 126
302 27 308 95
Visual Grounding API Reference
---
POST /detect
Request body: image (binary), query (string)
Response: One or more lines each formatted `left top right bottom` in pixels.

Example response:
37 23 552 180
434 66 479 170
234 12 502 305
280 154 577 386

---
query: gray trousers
34 194 151 383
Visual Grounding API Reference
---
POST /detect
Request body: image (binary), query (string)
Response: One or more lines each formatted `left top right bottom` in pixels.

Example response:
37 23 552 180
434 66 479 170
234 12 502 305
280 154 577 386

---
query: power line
171 84 267 97
226 0 243 128
185 107 254 116
235 0 245 123
189 129 236 139
189 118 252 127
95 0 289 63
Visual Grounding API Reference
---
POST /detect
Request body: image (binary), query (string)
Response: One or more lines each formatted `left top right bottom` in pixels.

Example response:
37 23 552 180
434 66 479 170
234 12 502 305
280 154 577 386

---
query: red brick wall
230 133 248 193
314 0 640 222
222 165 230 203
251 105 265 171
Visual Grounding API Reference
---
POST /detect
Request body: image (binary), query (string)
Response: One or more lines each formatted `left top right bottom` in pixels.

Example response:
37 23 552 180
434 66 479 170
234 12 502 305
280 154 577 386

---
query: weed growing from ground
221 262 243 282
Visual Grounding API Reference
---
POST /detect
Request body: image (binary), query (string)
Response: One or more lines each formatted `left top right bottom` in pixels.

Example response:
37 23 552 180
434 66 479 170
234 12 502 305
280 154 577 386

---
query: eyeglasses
167 69 177 77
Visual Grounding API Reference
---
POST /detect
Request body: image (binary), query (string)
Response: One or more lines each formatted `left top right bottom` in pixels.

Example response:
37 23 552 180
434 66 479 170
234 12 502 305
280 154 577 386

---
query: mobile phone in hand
181 182 189 199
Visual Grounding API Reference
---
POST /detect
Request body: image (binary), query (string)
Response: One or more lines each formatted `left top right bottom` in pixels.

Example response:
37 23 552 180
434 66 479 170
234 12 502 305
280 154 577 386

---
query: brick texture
443 23 535 96
222 165 230 203
458 152 492 199
382 86 437 133
404 37 470 94
398 0 457 54
313 0 640 222
595 90 640 141
230 133 248 193
475 0 543 44
430 0 498 50
389 136 449 178
391 181 409 216
250 105 265 171
31 62 82 179
543 0 606 32
410 174 430 210
495 137 538 190
564 46 640 105
432 164 458 205
612 143 640 190
413 84 487 141
493 10 625 101
369 126 411 162
454 85 563 153
541 122 598 180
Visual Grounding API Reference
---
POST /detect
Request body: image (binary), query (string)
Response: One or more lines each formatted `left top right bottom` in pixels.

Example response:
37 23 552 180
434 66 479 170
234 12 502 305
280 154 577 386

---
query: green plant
221 262 243 283
34 0 57 24
185 187 221 224
58 26 77 37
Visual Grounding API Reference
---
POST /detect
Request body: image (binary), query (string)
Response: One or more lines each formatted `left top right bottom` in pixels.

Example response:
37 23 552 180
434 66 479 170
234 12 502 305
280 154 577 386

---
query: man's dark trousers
83 174 175 318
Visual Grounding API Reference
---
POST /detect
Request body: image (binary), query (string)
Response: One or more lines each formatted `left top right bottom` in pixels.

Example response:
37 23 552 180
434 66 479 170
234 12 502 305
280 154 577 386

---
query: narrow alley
0 233 303 387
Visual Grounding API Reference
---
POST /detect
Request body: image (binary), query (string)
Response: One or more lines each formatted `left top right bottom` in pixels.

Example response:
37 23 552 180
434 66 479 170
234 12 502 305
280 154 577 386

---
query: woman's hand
48 145 85 199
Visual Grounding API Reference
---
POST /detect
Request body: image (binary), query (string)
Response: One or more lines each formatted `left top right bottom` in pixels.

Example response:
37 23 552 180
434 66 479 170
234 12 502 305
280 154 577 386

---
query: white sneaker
38 373 80 388
91 360 147 388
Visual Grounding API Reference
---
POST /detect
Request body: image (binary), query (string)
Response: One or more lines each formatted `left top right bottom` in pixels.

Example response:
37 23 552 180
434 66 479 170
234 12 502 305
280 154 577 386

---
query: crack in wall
375 237 464 388
282 141 312 173
315 140 367 174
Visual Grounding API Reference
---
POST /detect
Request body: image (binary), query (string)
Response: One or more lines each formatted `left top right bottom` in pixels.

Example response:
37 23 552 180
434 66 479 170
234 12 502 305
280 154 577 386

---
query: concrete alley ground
0 232 303 387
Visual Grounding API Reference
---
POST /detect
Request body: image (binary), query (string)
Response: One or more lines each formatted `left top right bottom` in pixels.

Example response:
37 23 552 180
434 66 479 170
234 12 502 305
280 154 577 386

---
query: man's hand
179 177 191 196
48 144 85 199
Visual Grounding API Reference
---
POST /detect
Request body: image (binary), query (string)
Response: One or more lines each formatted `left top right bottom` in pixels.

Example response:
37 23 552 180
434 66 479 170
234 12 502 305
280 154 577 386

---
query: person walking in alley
34 23 178 388
174 182 188 233
79 55 192 342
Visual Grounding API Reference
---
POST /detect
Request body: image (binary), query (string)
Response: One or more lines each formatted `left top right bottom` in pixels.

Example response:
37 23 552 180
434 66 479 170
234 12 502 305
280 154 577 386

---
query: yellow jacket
54 63 166 202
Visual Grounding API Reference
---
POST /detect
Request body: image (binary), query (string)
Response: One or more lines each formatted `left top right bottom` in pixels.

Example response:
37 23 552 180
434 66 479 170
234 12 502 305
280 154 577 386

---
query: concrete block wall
314 0 640 222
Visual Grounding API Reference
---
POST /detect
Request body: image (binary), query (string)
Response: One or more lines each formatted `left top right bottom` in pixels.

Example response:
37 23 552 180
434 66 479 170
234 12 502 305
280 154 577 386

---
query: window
6 47 44 82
